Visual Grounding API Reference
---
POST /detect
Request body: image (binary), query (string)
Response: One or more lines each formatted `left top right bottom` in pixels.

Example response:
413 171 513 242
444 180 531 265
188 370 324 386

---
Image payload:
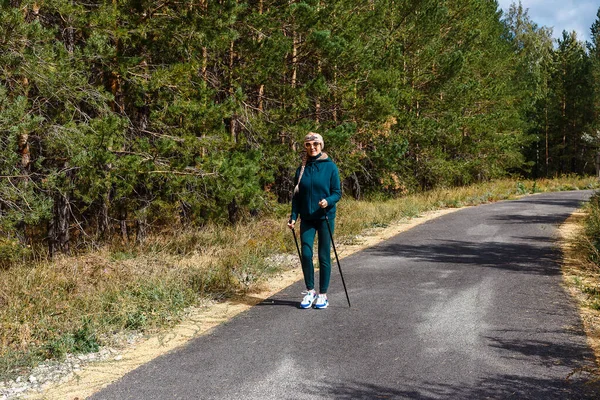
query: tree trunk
315 59 321 124
561 93 566 174
110 0 123 114
290 0 298 90
136 207 148 245
49 192 70 256
545 100 549 176
66 16 74 53
179 201 192 225
571 118 577 173
229 40 237 143
257 2 265 113
345 173 361 200
120 208 128 243
202 47 208 81
201 43 208 155
291 31 298 88
18 133 30 169
258 84 264 112
98 191 111 239
333 67 338 122
228 198 239 224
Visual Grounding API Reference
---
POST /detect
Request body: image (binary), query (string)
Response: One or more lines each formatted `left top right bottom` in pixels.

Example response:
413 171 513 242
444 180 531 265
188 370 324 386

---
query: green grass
0 175 598 380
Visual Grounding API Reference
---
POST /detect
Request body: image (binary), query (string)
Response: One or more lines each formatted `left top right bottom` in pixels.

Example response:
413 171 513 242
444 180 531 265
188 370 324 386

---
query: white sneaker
314 294 328 309
300 290 317 309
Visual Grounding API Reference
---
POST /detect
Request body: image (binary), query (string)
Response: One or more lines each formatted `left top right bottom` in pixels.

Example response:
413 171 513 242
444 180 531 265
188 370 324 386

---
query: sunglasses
304 142 321 148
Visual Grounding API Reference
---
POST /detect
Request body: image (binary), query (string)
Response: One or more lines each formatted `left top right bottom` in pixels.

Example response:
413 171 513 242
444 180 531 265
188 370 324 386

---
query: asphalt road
91 191 600 399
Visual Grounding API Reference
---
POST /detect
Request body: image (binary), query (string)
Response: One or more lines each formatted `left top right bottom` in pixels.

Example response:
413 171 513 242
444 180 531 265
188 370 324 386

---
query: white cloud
497 0 599 43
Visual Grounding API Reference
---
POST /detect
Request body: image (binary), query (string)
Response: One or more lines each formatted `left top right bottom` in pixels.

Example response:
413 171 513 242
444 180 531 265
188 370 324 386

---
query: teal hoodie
290 153 341 221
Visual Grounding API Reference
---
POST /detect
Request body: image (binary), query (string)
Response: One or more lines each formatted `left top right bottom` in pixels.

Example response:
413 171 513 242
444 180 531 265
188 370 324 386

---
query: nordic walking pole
291 225 302 265
324 214 351 308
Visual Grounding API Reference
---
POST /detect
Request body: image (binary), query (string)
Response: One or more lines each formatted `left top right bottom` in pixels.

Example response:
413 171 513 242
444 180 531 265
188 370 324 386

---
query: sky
496 0 599 44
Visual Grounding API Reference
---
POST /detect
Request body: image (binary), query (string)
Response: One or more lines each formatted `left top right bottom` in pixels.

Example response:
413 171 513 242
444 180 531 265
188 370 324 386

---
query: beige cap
304 132 324 149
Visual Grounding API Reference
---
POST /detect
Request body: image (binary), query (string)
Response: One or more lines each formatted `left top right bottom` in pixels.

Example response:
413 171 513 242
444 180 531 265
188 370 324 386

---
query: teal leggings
300 218 334 293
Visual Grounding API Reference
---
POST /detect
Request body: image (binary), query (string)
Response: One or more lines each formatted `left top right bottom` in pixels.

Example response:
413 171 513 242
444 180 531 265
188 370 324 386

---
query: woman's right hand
287 219 296 229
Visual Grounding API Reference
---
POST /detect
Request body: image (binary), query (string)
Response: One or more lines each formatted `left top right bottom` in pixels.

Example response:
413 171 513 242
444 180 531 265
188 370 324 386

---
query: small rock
28 376 37 384
14 386 28 394
114 355 123 361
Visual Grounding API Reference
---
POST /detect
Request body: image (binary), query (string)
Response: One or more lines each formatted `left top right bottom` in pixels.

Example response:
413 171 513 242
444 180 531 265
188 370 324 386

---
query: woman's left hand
318 199 328 208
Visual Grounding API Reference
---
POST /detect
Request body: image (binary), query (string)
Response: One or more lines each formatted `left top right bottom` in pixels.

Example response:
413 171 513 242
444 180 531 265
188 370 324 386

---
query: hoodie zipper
309 162 315 215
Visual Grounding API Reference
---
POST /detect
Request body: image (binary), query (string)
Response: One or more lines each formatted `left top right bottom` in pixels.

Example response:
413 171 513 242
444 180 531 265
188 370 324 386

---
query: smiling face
304 141 322 157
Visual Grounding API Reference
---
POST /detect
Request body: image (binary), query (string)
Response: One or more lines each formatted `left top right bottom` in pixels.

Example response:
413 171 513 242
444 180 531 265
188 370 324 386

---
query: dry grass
1 175 598 379
560 211 600 378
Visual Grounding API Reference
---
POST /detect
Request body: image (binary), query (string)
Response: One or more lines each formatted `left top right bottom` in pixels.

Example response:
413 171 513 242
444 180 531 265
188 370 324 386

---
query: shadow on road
491 213 573 225
364 238 561 275
490 196 588 225
513 197 589 207
300 373 600 399
485 331 594 369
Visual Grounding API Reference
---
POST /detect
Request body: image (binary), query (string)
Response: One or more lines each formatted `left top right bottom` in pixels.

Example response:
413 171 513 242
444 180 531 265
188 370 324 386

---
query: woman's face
305 141 321 157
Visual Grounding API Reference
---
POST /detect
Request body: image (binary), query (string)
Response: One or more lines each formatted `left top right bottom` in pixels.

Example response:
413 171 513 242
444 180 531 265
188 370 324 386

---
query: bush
0 239 31 269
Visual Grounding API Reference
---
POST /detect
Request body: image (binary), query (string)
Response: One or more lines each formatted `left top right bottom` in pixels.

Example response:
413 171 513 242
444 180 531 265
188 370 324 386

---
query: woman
288 132 342 309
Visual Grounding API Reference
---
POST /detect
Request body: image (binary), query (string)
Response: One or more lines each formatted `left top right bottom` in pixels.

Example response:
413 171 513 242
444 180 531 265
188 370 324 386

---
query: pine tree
504 1 554 177
588 7 600 176
0 1 124 254
549 31 594 175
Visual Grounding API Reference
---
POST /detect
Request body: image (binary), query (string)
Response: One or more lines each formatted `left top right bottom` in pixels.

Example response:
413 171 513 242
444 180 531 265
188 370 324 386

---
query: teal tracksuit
290 153 341 293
